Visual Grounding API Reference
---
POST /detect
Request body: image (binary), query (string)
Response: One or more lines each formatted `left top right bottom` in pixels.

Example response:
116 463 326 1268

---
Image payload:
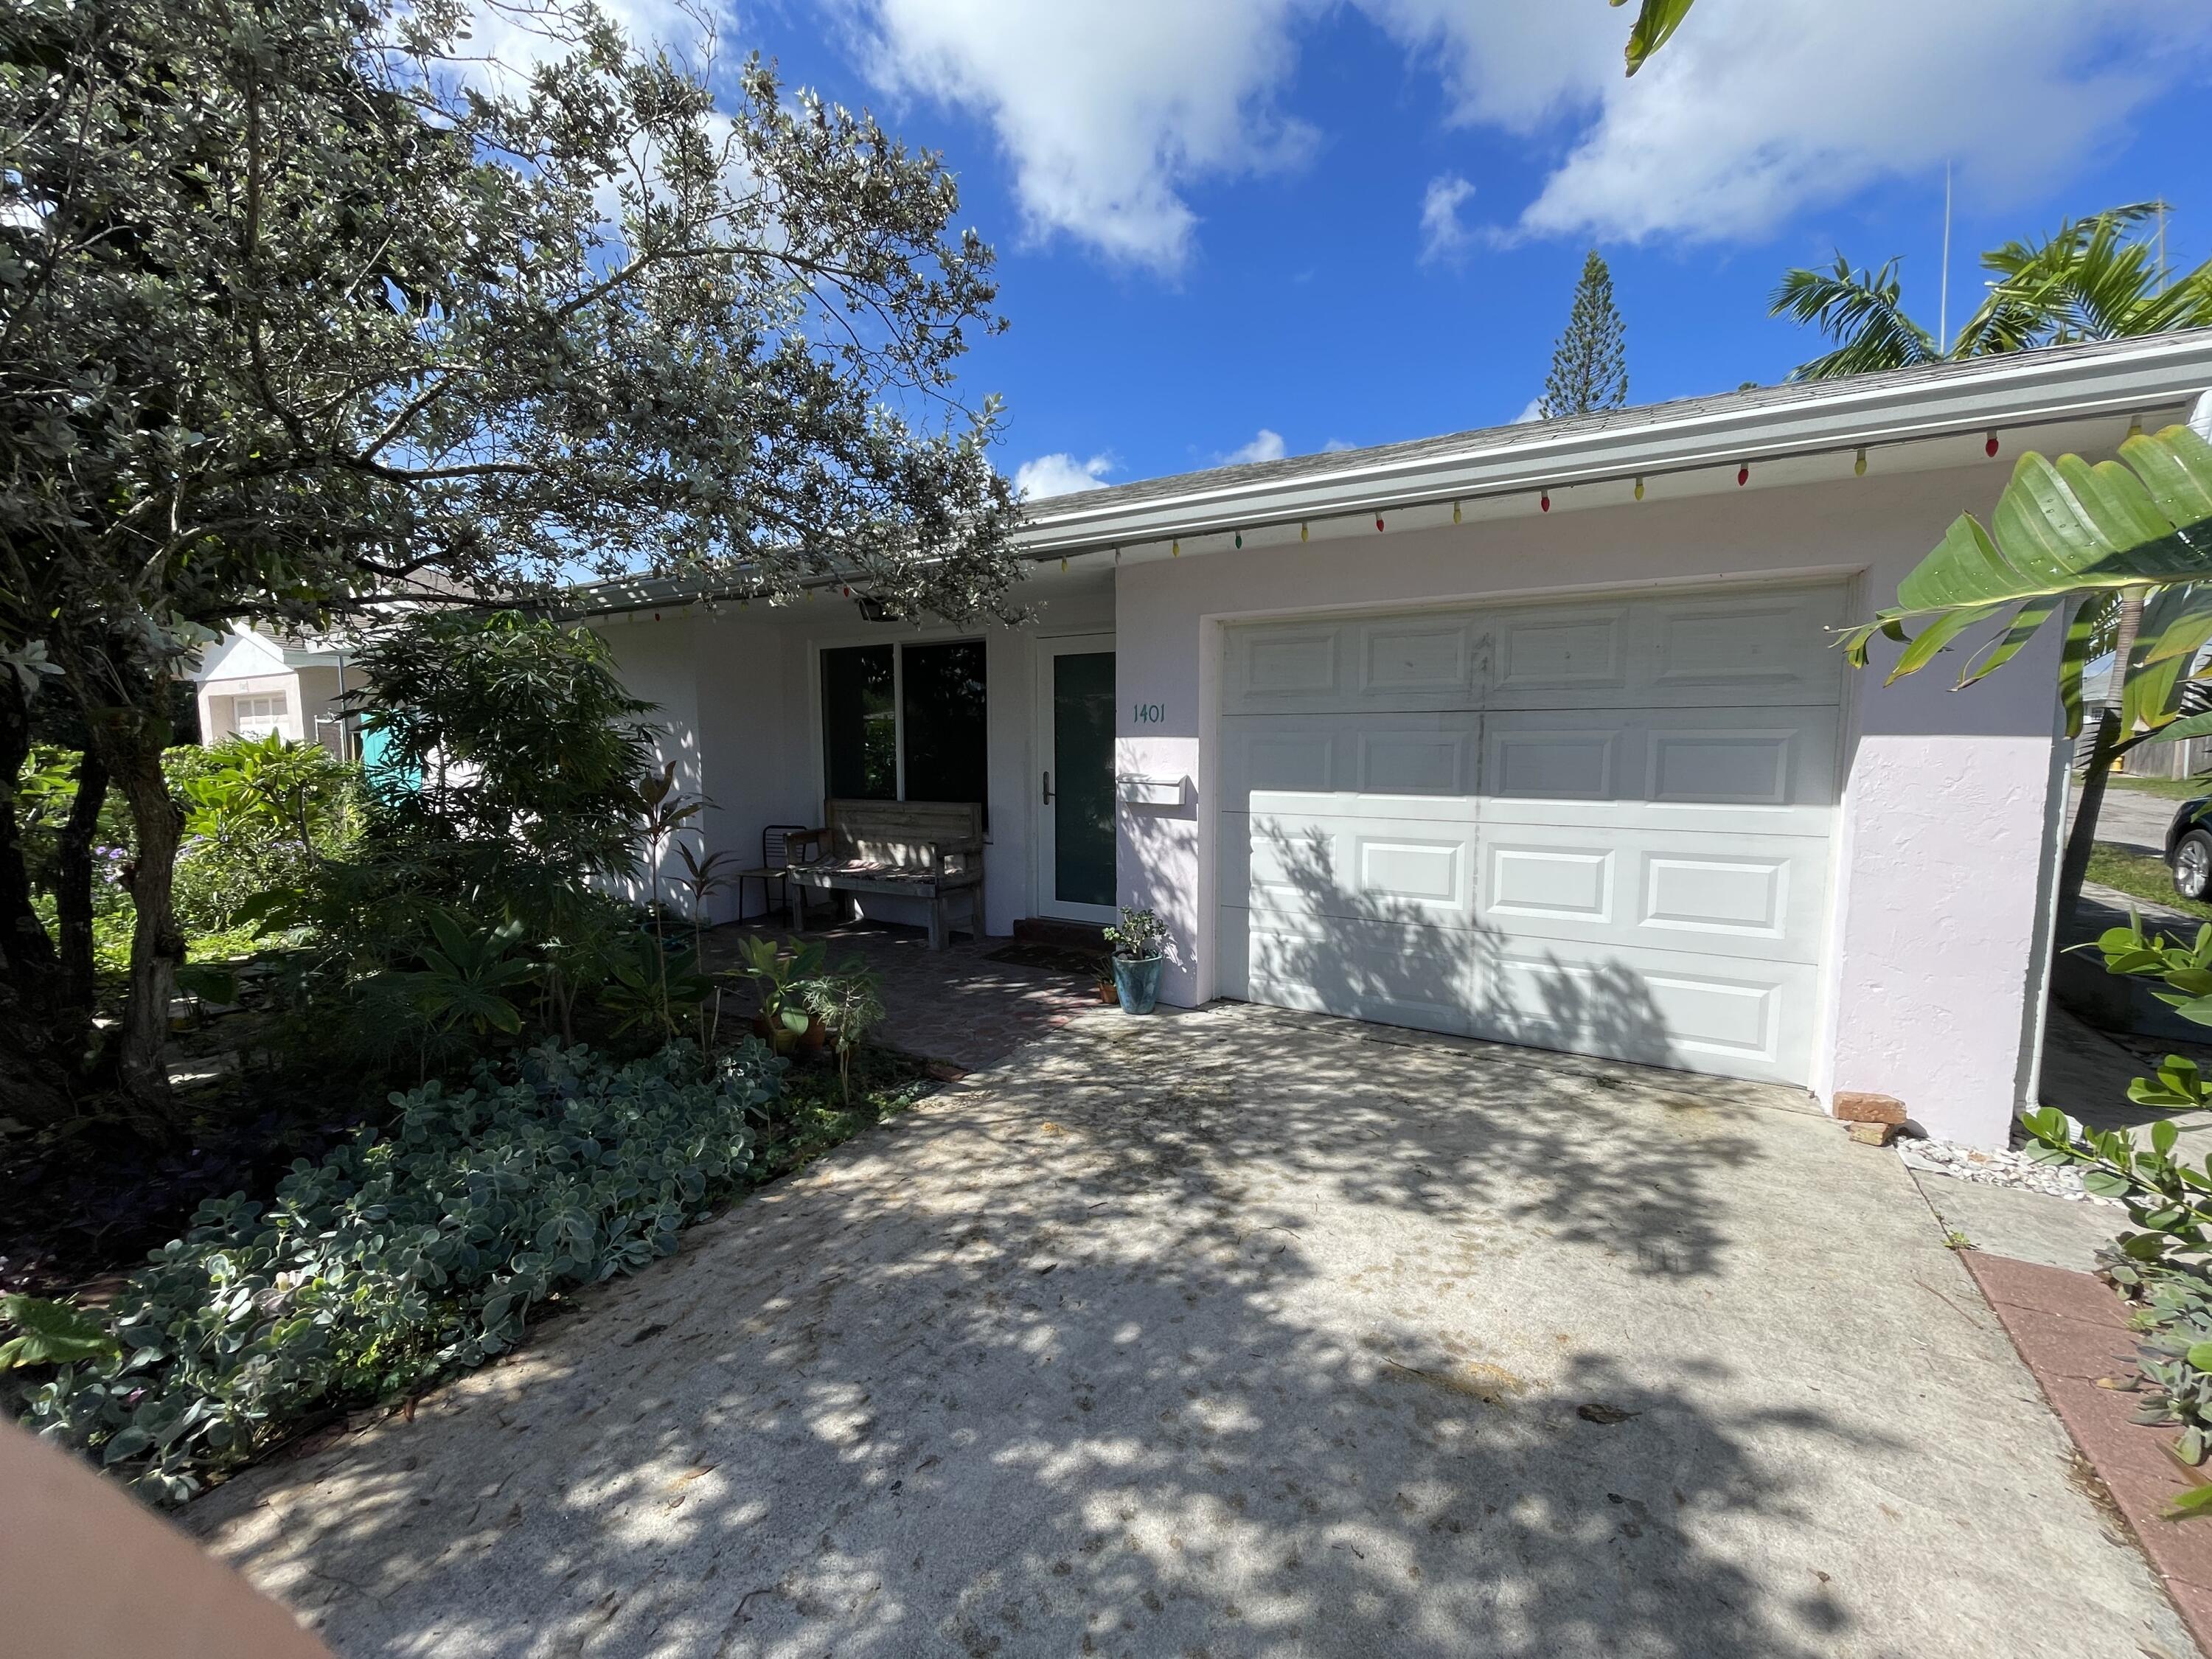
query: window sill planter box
1112 953 1164 1015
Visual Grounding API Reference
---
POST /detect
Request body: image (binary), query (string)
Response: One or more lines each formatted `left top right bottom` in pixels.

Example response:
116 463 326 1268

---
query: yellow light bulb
1452 501 1462 524
1854 447 1868 476
1633 477 1644 501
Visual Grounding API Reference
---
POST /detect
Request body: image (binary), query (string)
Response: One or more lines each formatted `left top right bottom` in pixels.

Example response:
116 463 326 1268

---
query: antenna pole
1938 161 1952 355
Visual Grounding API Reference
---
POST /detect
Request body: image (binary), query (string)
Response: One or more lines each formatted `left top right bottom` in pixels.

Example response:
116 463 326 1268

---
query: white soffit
1018 333 2212 561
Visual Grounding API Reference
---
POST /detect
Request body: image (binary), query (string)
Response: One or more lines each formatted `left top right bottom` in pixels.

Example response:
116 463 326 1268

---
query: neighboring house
575 332 2212 1150
193 627 362 758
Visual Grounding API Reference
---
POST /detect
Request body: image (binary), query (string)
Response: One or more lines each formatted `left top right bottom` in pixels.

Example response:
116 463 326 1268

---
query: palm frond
1770 256 1939 381
1613 0 1697 76
1839 426 2212 734
1955 202 2212 355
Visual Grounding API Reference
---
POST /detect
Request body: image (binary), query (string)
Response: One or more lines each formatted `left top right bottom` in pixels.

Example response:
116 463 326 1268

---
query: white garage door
1216 582 1844 1085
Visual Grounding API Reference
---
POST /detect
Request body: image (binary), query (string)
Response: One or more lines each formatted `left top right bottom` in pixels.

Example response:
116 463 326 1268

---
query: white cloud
1015 451 1117 499
1220 428 1287 466
1513 397 1544 424
1441 0 2212 245
835 0 2212 268
841 0 1313 271
1419 173 1476 263
1321 437 1357 453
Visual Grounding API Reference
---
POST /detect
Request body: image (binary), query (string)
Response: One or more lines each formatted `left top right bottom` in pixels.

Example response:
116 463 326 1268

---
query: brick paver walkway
700 918 1105 1074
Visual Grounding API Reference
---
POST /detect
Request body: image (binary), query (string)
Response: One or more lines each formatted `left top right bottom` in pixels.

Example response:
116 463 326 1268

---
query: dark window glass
1051 651 1116 906
901 641 989 811
821 645 896 799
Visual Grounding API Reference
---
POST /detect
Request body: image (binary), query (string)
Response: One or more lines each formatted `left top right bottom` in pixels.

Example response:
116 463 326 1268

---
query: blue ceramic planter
1112 953 1164 1015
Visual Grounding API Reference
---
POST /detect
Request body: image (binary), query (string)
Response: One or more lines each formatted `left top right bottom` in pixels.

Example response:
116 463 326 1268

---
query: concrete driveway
191 1004 2191 1658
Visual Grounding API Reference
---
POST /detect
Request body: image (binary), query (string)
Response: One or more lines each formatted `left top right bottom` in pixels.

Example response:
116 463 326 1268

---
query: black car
2172 797 2212 900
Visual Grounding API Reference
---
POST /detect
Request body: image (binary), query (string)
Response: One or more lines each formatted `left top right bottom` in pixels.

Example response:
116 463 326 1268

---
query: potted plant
736 934 827 1055
1102 906 1169 1015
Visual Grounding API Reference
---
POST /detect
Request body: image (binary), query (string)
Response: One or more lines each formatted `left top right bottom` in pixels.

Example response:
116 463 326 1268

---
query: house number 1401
1133 703 1166 724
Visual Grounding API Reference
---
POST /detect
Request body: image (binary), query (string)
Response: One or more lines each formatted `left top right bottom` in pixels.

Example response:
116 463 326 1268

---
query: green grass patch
2084 841 2212 922
2109 773 2212 801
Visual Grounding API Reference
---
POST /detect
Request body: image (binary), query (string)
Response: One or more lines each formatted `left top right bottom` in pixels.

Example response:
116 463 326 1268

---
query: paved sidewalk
192 1004 2193 1658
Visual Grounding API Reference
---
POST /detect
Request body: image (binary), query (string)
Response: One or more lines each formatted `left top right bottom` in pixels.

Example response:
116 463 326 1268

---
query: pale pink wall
1113 461 2065 1147
597 577 1113 934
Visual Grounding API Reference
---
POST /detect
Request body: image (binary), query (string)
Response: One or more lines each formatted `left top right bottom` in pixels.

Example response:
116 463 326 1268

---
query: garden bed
3 1032 938 1503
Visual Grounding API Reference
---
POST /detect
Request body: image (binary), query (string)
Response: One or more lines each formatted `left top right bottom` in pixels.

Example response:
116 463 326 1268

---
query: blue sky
693 2 2212 496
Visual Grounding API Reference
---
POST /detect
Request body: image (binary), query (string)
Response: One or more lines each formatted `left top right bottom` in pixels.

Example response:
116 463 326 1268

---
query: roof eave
1014 333 2212 557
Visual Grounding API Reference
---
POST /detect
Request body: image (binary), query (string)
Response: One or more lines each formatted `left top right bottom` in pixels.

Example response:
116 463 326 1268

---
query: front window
233 694 287 737
821 640 988 815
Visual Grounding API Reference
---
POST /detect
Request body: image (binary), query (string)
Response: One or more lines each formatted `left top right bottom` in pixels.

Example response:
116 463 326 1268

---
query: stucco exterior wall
1113 462 2065 1148
596 578 1112 931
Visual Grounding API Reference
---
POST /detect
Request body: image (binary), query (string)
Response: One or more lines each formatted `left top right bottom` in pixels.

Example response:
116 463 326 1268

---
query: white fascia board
1015 333 2212 558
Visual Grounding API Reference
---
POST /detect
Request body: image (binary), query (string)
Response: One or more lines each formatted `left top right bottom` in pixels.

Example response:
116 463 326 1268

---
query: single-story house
576 332 2212 1150
194 627 362 758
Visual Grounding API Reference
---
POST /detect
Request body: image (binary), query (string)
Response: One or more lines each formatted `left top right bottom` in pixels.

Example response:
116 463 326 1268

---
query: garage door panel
1222 714 1481 815
1480 706 1838 836
1646 588 1846 701
1477 828 1825 962
1492 607 1630 696
1234 910 1478 1037
1486 587 1845 710
1228 616 1480 713
1234 810 1477 927
1473 942 1815 1085
1362 619 1475 697
1225 584 1846 716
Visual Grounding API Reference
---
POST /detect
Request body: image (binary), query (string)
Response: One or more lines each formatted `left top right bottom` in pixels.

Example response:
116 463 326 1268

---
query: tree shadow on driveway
189 1006 2182 1658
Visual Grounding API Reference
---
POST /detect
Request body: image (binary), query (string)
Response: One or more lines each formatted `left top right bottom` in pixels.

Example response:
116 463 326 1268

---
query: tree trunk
2056 590 2148 925
2057 707 2120 923
0 683 74 1126
86 707 184 1116
54 744 110 1015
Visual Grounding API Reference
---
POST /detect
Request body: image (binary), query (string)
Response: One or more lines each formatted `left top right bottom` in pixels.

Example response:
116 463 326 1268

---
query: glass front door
1040 640 1116 920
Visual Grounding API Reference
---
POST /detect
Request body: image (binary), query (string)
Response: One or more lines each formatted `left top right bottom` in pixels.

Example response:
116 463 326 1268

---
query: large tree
1538 251 1629 420
0 0 1021 1114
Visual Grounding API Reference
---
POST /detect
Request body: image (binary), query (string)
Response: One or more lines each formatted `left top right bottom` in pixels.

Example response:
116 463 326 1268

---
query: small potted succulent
1102 905 1169 1015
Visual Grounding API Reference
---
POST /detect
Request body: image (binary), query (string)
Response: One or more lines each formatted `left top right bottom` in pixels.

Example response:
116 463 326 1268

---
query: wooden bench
786 799 985 950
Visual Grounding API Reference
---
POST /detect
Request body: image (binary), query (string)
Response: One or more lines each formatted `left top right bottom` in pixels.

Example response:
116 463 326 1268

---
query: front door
1037 636 1117 923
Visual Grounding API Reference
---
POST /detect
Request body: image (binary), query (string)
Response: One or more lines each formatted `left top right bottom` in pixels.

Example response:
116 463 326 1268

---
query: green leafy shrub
10 1038 782 1502
2024 914 2212 1498
800 961 886 1105
2089 1255 2212 1471
170 733 358 933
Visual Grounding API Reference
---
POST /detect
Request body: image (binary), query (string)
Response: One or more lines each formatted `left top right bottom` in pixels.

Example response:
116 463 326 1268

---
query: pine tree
1539 251 1630 418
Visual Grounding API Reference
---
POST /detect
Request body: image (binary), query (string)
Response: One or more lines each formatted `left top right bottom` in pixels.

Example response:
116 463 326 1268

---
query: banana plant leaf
1611 0 1695 75
1839 425 2212 734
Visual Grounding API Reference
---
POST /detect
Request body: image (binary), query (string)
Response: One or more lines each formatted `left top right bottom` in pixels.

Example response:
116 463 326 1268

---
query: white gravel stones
1896 1137 2123 1206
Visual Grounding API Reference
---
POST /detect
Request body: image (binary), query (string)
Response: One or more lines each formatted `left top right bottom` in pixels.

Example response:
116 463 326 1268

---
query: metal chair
735 824 813 923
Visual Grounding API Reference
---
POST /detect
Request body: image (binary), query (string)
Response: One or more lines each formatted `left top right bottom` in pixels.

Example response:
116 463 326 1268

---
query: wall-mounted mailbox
1116 774 1188 809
